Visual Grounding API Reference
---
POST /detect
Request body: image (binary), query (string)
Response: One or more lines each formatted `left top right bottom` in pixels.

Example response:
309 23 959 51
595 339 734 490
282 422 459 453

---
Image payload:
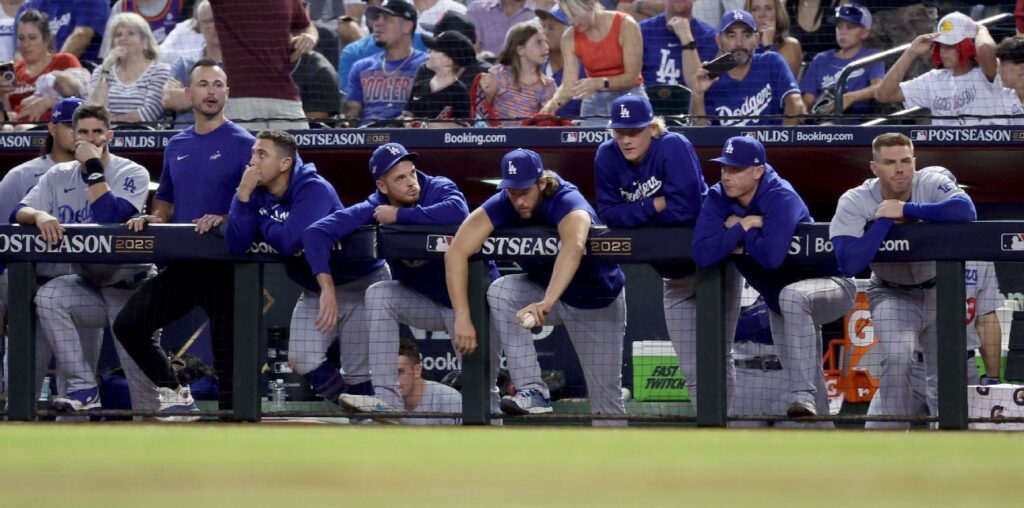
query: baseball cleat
51 387 102 412
786 399 817 418
338 394 400 424
499 388 553 415
155 386 201 422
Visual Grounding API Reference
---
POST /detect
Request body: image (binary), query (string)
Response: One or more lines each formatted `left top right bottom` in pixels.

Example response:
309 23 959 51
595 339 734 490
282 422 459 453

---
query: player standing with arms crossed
15 102 160 414
694 136 855 417
227 130 388 404
594 94 736 411
444 148 628 425
112 60 255 416
829 133 977 428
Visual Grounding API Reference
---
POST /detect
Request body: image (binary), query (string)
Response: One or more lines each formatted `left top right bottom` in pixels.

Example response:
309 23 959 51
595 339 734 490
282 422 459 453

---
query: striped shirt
89 61 171 122
491 64 555 125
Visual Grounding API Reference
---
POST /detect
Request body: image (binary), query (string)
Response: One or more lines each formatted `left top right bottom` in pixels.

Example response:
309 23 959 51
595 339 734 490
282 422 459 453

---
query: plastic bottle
269 378 286 411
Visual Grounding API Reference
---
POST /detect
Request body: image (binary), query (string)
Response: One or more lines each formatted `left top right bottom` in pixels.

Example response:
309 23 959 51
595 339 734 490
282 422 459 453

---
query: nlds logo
740 130 789 143
560 130 612 144
111 135 161 149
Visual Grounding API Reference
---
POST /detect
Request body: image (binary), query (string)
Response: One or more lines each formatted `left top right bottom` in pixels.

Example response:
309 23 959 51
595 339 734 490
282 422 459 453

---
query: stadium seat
646 84 691 125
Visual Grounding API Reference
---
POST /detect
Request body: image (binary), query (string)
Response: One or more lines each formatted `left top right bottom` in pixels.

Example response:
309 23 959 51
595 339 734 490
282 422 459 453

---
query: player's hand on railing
316 288 339 334
875 199 906 220
35 212 64 245
192 214 226 234
653 196 667 212
373 205 399 225
125 214 163 232
453 316 478 355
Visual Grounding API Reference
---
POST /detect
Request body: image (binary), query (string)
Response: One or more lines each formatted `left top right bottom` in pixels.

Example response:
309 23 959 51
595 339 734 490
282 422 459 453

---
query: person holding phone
686 8 804 126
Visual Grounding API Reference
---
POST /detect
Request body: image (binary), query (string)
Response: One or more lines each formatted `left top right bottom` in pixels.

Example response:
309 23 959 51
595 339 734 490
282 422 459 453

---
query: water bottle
39 376 52 402
268 379 286 411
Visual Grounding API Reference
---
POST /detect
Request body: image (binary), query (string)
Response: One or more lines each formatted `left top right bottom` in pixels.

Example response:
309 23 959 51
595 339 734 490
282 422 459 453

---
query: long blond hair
107 12 160 61
498 21 548 89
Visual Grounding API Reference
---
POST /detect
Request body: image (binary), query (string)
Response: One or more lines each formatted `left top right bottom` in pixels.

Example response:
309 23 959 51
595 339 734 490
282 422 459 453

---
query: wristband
86 172 106 186
680 41 697 51
84 157 104 177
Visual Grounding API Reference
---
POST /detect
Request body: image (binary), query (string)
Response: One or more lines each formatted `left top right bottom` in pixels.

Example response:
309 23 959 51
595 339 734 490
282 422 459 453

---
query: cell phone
704 53 739 80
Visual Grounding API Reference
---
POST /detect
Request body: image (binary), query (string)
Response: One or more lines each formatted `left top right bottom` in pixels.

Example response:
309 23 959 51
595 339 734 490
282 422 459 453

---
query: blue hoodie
226 155 383 292
303 171 479 307
693 164 836 313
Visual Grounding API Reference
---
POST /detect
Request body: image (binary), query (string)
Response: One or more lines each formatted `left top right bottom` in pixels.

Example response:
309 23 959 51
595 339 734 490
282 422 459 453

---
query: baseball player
112 60 254 418
0 97 86 402
445 148 628 425
312 142 494 415
594 94 738 411
14 102 159 413
829 133 976 429
393 338 462 425
228 130 389 404
694 136 855 418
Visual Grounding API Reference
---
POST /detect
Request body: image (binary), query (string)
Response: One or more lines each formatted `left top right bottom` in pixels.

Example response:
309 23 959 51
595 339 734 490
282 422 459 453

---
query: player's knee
778 286 811 311
486 277 515 308
364 281 397 310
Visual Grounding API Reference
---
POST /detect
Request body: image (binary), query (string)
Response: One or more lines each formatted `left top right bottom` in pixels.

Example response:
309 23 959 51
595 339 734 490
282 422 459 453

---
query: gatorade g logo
619 104 630 118
507 162 517 175
1014 388 1024 406
940 20 954 33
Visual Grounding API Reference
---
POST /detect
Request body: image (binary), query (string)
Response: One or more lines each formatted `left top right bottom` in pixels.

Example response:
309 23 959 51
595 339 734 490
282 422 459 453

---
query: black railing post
936 260 968 430
695 265 727 427
7 263 37 421
232 262 263 422
461 260 491 425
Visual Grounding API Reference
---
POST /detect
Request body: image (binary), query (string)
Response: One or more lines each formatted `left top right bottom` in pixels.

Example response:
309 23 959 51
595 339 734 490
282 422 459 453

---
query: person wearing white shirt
0 0 24 62
415 0 466 33
996 34 1024 124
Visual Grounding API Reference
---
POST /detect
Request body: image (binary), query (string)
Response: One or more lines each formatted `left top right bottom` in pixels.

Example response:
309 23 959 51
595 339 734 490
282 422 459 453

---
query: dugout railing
3 222 1023 428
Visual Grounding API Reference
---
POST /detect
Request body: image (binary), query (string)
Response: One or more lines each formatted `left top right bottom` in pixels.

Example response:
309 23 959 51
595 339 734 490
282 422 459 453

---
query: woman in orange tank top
540 0 645 125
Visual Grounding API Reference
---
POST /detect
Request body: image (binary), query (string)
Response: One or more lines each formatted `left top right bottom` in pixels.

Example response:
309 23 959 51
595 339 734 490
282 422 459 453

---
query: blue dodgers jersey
157 121 254 222
18 0 110 63
348 50 428 124
704 52 800 126
544 62 584 118
799 47 884 115
640 14 718 86
481 178 625 309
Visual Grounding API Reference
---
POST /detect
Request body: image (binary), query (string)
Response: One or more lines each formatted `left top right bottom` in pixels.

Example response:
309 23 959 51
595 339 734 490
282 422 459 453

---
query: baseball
519 311 537 329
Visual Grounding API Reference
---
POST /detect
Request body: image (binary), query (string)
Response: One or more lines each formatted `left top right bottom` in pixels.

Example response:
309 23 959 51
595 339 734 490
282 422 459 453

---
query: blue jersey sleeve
155 147 175 204
799 53 825 96
741 190 804 270
903 194 976 222
594 144 656 227
259 182 338 255
77 0 112 34
656 135 706 224
347 57 368 104
546 187 593 225
767 52 800 109
692 189 746 268
395 178 469 224
89 192 139 223
225 195 260 255
832 219 894 276
480 192 515 229
302 200 375 275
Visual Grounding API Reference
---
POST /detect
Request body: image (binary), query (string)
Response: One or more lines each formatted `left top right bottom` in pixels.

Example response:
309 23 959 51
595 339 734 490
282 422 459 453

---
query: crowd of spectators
0 0 1021 129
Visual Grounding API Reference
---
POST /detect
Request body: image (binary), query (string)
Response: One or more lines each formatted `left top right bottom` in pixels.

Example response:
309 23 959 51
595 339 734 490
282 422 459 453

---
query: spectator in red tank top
540 0 644 126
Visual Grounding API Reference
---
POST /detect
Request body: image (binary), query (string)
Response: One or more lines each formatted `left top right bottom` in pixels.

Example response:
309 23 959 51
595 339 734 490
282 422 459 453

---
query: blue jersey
543 61 585 118
226 156 382 292
339 33 428 96
799 47 884 116
595 132 707 279
640 14 718 86
481 177 625 309
704 52 800 126
157 121 254 223
17 0 110 63
693 164 835 313
347 50 428 125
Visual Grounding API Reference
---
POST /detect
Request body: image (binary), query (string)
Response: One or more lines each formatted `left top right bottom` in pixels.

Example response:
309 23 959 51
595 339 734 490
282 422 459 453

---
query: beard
731 49 751 66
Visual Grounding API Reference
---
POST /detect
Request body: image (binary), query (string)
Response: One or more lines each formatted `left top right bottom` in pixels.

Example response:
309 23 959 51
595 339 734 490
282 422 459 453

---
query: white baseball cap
935 12 977 46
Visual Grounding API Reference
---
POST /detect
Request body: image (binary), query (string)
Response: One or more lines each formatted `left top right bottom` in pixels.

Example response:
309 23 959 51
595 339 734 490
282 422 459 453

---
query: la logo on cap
733 10 743 20
619 104 630 118
507 161 517 175
386 145 401 155
724 140 734 154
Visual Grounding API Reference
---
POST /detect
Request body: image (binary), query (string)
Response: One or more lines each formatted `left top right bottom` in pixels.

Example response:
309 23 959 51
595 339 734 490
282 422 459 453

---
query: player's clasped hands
373 205 399 225
725 214 763 231
874 199 905 220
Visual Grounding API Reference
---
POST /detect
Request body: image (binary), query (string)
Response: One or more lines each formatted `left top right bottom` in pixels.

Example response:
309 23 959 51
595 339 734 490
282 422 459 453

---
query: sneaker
499 388 552 415
52 387 102 411
786 399 817 418
338 394 400 424
155 386 201 422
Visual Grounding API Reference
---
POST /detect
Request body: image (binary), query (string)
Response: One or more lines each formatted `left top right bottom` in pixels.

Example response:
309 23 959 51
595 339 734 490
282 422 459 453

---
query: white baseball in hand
519 312 537 330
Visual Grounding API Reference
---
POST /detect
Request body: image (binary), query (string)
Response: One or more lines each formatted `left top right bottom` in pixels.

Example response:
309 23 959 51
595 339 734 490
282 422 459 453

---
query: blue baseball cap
535 7 569 25
711 136 766 167
370 142 418 180
608 94 654 129
497 148 544 190
50 97 85 124
835 3 872 29
719 9 756 34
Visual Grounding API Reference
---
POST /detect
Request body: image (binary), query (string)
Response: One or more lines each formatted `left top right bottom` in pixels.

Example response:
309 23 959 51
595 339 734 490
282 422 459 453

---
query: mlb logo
1001 233 1024 251
561 132 578 143
111 136 125 148
740 131 755 138
910 130 928 142
426 235 454 253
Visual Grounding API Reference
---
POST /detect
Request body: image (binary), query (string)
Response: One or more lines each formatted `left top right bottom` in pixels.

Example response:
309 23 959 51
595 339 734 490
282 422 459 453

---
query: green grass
0 425 1021 507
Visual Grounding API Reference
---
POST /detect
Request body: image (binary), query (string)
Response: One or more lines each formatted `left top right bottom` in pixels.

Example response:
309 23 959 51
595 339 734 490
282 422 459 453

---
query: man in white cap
875 11 1003 126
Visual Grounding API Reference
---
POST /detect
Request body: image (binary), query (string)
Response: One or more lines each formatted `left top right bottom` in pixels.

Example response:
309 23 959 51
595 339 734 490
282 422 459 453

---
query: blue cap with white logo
535 7 569 25
497 148 544 190
608 94 654 129
50 97 85 124
719 9 756 34
711 136 766 168
370 142 418 180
